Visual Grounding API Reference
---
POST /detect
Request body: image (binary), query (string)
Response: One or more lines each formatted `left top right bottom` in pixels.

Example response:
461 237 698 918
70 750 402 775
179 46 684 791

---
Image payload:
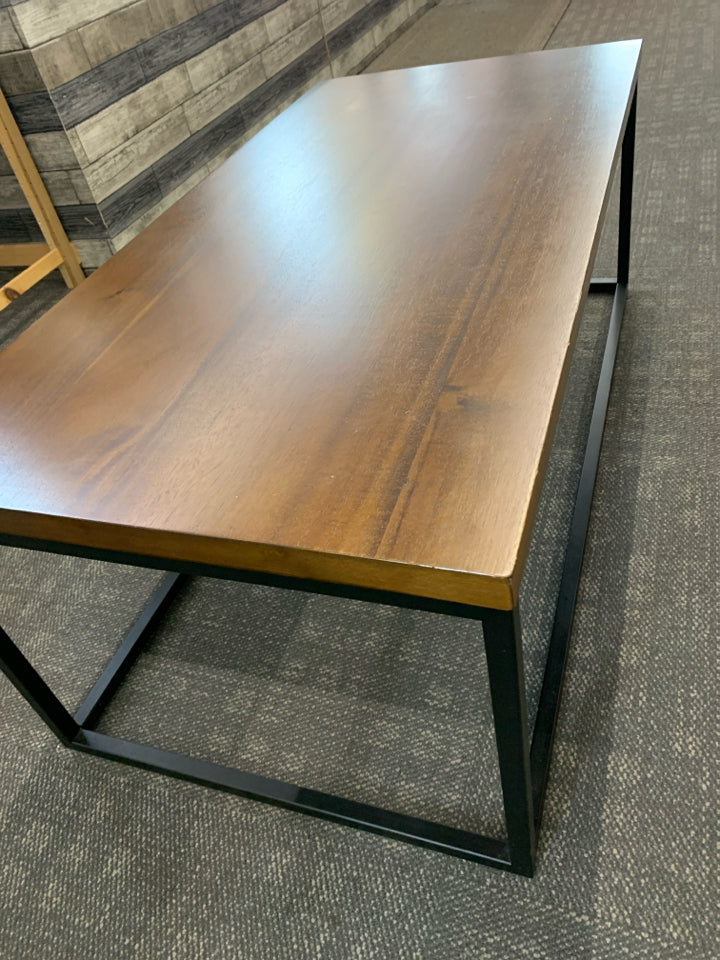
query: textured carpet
365 0 571 72
0 0 717 957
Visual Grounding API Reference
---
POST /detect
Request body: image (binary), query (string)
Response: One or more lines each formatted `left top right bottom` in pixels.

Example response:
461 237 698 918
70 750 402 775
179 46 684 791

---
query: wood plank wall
1 0 432 266
0 2 111 267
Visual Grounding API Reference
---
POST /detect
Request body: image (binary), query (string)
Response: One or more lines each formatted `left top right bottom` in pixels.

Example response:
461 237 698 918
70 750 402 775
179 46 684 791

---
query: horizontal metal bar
74 572 185 729
72 729 511 869
589 278 617 293
0 534 490 622
530 281 628 824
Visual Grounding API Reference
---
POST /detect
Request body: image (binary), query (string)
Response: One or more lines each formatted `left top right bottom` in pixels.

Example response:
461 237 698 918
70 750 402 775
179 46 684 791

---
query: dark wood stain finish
0 43 641 609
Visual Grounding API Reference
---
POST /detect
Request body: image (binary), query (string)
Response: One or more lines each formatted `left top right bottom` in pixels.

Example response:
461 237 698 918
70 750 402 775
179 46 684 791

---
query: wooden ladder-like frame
0 87 84 311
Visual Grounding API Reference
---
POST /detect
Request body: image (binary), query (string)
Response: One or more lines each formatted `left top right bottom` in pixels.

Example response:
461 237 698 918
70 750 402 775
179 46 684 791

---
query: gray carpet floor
0 0 717 957
366 0 570 72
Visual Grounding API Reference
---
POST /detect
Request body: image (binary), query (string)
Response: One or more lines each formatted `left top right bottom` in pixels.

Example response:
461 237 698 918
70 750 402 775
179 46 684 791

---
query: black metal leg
481 607 536 876
0 624 79 744
588 85 636 295
74 572 185 729
0 574 183 744
0 582 516 872
617 88 636 286
530 83 636 825
530 278 627 822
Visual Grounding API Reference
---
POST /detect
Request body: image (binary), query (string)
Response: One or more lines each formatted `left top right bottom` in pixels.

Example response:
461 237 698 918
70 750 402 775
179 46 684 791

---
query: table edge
0 508 516 610
508 60 641 604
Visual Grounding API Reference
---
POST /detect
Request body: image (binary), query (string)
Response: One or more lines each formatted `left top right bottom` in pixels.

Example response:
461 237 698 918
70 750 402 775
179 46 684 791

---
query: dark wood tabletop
0 40 641 610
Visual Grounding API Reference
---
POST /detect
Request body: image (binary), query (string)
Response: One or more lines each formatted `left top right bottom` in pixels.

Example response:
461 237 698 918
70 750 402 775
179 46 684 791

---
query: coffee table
0 40 640 876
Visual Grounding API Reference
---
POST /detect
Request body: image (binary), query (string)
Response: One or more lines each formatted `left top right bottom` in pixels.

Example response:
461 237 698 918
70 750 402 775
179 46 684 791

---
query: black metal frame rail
0 90 636 878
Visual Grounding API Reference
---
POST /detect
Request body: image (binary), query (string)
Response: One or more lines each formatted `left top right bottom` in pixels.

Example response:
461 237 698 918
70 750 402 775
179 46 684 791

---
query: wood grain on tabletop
0 40 641 609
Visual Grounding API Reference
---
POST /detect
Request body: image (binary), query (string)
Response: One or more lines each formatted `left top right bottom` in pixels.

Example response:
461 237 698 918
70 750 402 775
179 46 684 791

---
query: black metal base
0 89 637 878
